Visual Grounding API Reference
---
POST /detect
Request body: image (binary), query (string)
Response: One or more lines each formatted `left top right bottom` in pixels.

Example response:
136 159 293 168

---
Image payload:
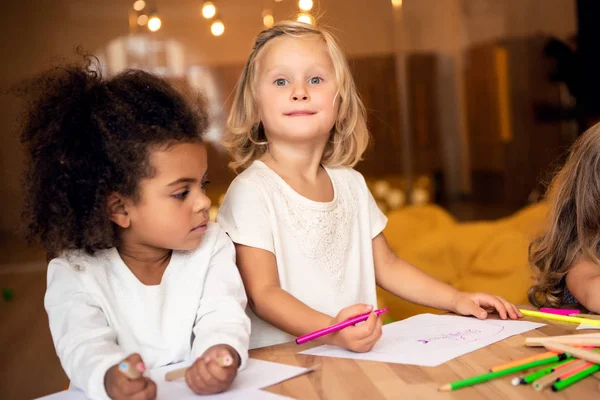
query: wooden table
250 315 600 399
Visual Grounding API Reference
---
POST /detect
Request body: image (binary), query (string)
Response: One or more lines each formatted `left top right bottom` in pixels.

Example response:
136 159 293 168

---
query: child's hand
185 344 240 395
104 353 156 400
451 291 523 320
330 304 382 352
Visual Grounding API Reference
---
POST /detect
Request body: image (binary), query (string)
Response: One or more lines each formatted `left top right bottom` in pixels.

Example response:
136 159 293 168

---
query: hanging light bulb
148 13 162 32
296 13 314 25
391 0 403 7
133 0 146 11
137 14 148 26
298 0 313 11
202 1 217 19
262 9 274 28
211 19 225 36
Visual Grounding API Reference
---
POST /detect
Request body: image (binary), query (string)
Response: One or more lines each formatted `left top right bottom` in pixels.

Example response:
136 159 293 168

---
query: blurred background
1 1 599 398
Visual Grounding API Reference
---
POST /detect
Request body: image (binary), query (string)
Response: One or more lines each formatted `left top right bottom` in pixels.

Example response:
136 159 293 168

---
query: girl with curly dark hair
529 122 600 313
17 56 249 399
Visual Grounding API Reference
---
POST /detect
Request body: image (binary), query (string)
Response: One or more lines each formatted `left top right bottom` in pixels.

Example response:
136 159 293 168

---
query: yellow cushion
378 202 548 322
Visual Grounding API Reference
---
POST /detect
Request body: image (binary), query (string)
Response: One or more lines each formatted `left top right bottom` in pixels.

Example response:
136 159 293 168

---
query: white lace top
217 161 388 349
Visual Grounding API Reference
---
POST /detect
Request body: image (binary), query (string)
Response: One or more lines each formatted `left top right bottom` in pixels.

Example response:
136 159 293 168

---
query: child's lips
191 222 208 233
285 110 316 117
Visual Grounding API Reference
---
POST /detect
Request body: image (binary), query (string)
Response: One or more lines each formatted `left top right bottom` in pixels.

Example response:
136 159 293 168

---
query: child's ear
107 193 131 229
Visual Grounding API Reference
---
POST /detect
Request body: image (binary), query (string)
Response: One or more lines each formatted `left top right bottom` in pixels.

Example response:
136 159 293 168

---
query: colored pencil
118 361 145 379
552 363 600 391
438 353 569 391
541 342 600 364
533 359 589 391
525 333 600 347
519 309 600 327
491 351 557 372
511 357 574 386
540 308 580 316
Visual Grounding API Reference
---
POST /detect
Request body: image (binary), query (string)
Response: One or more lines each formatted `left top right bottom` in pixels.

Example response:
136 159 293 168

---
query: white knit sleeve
45 260 129 400
190 226 251 368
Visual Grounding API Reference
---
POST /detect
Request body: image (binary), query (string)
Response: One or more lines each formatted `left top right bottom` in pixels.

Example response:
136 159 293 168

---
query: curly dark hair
16 55 209 257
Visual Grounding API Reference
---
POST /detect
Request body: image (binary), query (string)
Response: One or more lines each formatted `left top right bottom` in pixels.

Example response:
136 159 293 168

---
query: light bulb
133 0 146 11
298 0 313 11
391 0 403 7
211 20 225 36
148 15 161 32
296 13 313 25
202 1 216 19
262 9 274 28
263 14 274 28
137 14 148 26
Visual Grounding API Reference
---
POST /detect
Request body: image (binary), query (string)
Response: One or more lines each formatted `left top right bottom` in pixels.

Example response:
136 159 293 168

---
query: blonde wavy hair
529 122 600 307
223 20 369 172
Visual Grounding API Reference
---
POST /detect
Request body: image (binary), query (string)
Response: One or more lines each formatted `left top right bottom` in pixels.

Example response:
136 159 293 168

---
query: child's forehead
147 142 207 178
257 35 333 71
264 34 326 54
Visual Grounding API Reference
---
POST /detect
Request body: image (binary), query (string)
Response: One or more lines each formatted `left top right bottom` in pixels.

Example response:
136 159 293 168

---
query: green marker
552 363 600 391
512 357 574 386
439 353 570 391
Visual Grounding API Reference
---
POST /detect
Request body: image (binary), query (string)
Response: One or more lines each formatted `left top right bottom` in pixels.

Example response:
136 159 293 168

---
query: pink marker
296 308 389 345
540 308 580 316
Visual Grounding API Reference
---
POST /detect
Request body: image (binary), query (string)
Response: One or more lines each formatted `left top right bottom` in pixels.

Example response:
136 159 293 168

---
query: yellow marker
519 309 600 327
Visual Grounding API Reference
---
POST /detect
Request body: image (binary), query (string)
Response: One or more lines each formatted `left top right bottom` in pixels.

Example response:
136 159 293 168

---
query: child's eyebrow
264 64 329 75
167 178 197 186
167 172 208 186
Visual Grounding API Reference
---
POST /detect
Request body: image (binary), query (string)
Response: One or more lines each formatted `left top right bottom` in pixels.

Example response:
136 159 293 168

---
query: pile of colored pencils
438 312 600 393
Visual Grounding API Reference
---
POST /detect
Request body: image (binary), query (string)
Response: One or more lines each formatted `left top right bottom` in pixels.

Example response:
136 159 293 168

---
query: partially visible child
217 21 522 351
529 122 600 313
18 56 250 399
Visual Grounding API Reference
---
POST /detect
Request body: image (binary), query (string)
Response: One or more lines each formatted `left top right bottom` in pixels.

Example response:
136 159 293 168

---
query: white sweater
45 222 250 400
217 161 388 349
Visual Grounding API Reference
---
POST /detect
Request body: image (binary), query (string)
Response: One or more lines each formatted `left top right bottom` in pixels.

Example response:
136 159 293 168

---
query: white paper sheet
36 359 305 400
300 313 545 367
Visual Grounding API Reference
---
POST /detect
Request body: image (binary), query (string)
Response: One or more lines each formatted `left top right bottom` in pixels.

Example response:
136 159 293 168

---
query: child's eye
274 78 288 86
309 77 322 84
201 180 211 191
172 189 189 199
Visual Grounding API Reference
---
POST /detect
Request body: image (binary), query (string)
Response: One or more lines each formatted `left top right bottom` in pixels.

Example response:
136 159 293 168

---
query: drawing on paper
370 322 506 353
300 314 545 367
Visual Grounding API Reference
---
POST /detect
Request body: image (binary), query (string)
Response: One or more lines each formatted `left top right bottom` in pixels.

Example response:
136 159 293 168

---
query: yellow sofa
376 202 550 322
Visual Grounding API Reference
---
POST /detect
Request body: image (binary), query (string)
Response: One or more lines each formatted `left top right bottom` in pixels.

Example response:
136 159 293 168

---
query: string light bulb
148 13 162 32
391 0 403 7
211 19 225 36
202 1 217 19
262 9 274 28
298 0 313 11
296 13 314 25
133 0 146 11
137 14 148 26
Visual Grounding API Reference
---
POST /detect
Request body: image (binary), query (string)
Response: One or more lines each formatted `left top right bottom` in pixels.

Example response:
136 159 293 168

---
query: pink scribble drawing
370 322 506 353
416 328 483 344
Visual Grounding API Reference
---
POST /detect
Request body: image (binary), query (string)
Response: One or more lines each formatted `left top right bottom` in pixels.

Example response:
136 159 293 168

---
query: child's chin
173 235 206 251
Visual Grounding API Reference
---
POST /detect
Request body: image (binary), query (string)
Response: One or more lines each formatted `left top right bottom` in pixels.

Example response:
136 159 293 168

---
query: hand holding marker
296 308 389 344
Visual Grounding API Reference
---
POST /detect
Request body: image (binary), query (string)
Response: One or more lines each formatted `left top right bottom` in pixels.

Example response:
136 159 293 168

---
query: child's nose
291 84 309 101
193 192 211 213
